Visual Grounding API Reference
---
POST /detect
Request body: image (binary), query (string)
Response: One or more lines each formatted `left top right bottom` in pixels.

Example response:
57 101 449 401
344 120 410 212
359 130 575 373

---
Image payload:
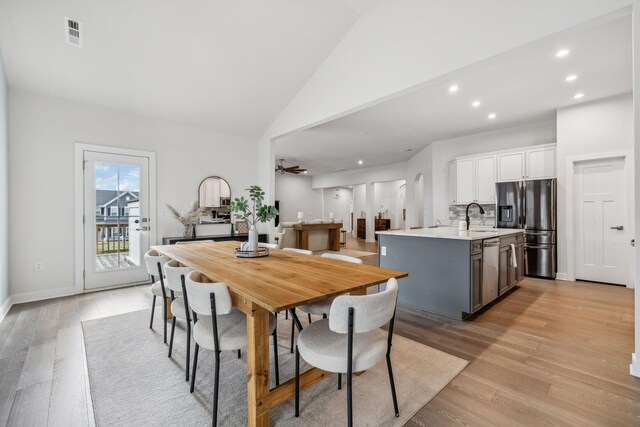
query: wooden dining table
153 241 407 426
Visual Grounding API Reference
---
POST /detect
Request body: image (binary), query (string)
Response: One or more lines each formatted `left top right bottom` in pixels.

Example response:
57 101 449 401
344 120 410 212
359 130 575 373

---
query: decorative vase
247 225 259 253
182 225 193 238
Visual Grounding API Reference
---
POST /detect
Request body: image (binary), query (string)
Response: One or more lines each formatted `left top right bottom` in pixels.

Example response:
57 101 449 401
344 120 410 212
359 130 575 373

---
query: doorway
76 146 156 291
574 157 632 285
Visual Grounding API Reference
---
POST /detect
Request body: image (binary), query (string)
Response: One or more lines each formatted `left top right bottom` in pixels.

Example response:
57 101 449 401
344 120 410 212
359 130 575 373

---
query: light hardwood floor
0 238 638 426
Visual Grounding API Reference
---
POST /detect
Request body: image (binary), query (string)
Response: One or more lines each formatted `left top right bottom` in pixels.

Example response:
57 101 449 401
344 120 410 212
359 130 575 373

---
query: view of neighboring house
95 190 139 222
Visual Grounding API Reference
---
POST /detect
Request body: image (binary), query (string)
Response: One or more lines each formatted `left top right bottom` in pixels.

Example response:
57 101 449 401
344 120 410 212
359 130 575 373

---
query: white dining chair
144 249 171 343
258 242 279 249
294 278 400 426
176 240 214 244
163 259 194 381
283 247 313 255
289 253 363 352
186 270 281 426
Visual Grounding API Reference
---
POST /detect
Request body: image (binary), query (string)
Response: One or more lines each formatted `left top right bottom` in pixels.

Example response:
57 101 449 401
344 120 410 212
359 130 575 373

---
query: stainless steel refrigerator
496 179 556 278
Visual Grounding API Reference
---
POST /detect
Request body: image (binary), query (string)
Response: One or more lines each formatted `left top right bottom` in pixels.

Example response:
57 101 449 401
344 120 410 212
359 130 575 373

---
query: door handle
632 239 636 247
136 227 149 232
610 225 624 231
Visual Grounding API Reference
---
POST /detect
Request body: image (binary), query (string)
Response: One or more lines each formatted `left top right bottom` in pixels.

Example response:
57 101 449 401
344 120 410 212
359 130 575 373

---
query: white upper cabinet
497 152 525 182
526 146 556 179
448 161 457 205
449 155 496 205
475 155 496 203
448 143 555 205
496 144 556 181
455 158 475 205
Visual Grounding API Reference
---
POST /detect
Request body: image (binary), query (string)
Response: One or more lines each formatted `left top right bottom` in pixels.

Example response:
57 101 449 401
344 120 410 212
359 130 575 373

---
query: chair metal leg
295 345 300 417
168 316 176 357
386 353 399 417
285 310 288 320
347 307 354 427
185 321 191 382
190 343 199 393
213 350 221 427
163 299 168 344
149 295 156 329
308 313 312 324
290 317 295 353
237 349 241 359
272 329 280 387
323 313 327 319
338 373 342 390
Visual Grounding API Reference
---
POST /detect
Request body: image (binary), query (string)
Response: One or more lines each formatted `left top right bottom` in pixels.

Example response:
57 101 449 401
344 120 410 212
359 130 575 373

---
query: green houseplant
229 185 278 253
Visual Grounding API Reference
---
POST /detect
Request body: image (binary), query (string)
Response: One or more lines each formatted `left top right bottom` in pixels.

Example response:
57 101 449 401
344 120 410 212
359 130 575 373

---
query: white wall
322 187 353 231
274 173 323 222
9 89 258 300
374 180 406 229
352 184 366 236
0 52 8 313
430 119 557 222
556 93 634 280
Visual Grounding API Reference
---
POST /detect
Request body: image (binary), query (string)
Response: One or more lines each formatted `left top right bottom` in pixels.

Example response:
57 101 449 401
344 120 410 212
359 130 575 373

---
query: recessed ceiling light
471 100 481 108
448 85 459 93
574 92 584 99
555 49 570 58
565 74 578 82
358 160 363 165
488 113 497 120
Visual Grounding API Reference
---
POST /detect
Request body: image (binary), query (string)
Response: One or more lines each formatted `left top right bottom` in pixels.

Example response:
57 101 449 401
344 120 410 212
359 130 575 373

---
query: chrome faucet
465 202 485 230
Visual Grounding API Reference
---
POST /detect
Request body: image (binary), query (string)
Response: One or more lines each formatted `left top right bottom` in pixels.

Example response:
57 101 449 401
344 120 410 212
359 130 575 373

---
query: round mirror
198 176 231 208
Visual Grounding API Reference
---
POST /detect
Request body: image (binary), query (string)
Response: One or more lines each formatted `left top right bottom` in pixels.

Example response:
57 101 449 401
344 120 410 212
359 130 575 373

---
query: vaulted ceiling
0 0 368 137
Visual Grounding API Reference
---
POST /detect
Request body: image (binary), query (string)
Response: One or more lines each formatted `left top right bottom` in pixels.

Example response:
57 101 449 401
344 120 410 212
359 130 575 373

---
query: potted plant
229 185 278 253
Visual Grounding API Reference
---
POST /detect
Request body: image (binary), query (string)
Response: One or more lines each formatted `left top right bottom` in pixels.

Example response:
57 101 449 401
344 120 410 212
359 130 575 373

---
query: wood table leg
247 306 271 426
165 298 173 319
298 230 309 250
329 228 340 251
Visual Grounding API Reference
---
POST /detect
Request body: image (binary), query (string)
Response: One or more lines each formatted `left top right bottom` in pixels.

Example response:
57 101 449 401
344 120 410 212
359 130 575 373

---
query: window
124 207 130 216
110 206 118 216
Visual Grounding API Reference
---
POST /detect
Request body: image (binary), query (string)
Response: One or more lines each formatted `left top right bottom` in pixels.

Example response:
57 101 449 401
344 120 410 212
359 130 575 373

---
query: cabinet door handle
610 225 624 231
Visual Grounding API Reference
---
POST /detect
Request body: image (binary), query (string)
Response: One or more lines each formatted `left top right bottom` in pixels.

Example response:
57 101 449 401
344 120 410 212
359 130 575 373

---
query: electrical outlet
34 262 44 271
381 246 387 256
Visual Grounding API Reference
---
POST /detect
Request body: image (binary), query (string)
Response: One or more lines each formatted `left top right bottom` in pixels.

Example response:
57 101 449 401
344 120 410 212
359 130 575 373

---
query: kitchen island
377 227 524 320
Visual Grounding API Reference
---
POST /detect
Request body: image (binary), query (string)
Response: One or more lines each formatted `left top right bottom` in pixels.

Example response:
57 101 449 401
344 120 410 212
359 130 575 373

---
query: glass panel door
84 151 150 290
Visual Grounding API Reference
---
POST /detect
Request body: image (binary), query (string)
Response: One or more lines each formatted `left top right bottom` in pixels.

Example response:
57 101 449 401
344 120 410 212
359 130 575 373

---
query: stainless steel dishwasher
482 238 500 305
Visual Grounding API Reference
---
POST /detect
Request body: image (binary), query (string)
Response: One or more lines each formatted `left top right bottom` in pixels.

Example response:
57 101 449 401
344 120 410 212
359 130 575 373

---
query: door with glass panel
84 151 150 290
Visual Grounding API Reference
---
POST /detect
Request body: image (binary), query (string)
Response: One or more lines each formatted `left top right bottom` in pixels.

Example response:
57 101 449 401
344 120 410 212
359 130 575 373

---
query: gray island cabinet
377 227 524 320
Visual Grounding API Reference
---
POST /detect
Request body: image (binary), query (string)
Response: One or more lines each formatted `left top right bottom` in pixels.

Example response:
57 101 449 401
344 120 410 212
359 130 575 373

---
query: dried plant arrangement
166 201 207 237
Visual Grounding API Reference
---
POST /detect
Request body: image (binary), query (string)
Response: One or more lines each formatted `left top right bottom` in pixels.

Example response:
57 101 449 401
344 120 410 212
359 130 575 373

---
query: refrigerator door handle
521 181 526 229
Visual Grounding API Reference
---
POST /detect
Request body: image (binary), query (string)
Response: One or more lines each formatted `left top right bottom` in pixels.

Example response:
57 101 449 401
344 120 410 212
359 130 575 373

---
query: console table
162 234 268 245
293 223 342 251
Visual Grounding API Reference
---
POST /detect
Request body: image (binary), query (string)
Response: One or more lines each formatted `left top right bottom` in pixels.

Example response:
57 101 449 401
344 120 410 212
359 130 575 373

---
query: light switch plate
381 246 387 256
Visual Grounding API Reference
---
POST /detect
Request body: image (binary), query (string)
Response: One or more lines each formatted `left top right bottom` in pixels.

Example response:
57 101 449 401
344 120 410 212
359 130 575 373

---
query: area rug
82 309 467 426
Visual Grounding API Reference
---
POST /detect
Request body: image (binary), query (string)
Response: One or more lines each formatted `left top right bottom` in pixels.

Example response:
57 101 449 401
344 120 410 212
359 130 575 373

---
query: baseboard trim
555 273 570 281
630 353 640 378
10 286 78 305
0 296 12 324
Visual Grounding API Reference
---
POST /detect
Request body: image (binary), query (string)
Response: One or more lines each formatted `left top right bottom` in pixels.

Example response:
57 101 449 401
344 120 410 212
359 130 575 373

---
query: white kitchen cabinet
526 146 556 179
448 161 457 204
455 158 475 205
497 152 525 182
475 155 496 203
448 155 496 205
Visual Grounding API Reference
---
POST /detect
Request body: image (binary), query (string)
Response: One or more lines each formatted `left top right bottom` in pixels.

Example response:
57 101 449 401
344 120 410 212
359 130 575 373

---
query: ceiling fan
275 159 307 175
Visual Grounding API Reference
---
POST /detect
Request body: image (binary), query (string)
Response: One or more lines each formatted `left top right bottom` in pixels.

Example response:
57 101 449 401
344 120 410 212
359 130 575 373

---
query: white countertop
376 227 523 241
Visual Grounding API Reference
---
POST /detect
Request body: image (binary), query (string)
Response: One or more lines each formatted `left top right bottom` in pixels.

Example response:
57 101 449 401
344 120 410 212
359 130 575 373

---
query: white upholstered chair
186 271 281 426
175 240 214 244
144 249 171 343
258 242 279 249
295 278 400 425
163 260 194 381
283 247 313 255
289 253 362 352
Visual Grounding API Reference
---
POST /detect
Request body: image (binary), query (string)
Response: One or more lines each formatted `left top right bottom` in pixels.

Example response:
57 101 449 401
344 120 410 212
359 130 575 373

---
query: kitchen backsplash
449 203 496 226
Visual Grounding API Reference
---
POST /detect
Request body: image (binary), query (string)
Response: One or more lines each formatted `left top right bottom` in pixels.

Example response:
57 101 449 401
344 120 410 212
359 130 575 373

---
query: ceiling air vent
65 17 82 47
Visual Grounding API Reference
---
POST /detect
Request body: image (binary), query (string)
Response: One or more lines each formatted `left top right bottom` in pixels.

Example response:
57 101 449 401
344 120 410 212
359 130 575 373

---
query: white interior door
83 151 151 290
575 157 631 285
